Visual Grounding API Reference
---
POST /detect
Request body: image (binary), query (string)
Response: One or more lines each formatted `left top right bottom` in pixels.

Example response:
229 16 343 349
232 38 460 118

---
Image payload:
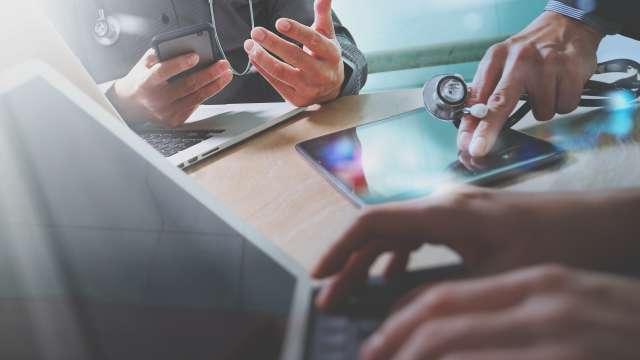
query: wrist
318 64 345 104
109 78 144 123
541 10 604 49
544 0 621 36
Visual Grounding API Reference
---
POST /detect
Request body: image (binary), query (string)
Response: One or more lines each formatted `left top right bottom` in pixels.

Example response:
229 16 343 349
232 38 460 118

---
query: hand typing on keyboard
311 186 640 359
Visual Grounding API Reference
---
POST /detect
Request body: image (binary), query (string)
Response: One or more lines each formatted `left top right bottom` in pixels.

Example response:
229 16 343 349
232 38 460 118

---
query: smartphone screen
296 107 566 206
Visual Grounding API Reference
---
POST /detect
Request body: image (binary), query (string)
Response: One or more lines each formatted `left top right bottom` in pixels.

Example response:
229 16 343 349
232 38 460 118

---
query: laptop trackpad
180 111 264 134
178 103 297 136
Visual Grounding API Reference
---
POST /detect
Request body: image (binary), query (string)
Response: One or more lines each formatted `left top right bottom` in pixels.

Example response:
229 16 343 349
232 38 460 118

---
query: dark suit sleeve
269 0 368 96
547 0 640 40
333 14 368 97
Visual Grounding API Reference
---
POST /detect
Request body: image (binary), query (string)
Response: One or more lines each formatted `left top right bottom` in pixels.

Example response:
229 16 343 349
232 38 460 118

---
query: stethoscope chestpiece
423 74 490 122
94 9 121 47
423 74 468 121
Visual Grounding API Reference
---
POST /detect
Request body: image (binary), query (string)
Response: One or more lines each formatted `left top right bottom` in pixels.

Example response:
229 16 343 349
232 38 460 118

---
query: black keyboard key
310 313 382 360
355 319 380 341
138 130 221 157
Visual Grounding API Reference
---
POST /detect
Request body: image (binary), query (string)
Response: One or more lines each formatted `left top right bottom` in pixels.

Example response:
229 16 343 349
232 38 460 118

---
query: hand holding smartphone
110 24 232 127
151 24 224 81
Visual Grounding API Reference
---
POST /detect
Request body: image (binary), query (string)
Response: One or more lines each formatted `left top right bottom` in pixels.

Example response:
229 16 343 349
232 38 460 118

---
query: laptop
0 3 303 169
134 102 304 169
0 61 463 360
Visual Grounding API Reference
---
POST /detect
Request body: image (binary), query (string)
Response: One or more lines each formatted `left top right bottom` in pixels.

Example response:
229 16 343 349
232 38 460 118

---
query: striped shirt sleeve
545 0 621 35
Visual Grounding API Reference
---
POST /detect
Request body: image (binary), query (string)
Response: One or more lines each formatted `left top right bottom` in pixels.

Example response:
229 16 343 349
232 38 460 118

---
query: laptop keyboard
307 266 468 360
139 130 223 157
309 314 381 360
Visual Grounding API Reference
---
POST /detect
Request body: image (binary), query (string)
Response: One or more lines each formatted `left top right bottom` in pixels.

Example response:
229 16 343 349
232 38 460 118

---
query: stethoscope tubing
452 58 640 130
207 0 255 76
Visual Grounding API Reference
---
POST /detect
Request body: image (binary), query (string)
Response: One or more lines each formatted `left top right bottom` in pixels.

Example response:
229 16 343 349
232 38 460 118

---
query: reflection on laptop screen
0 74 296 359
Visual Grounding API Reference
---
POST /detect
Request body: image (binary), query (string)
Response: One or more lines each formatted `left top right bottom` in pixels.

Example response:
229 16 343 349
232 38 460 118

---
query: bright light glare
609 91 636 110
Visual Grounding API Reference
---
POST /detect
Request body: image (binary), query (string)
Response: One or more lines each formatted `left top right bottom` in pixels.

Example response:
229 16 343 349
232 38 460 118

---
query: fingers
457 151 482 172
166 60 232 102
312 0 336 38
468 56 525 157
175 70 233 111
556 49 597 115
312 205 430 280
312 208 426 309
147 52 200 85
458 43 507 153
164 70 233 127
313 189 492 281
436 346 588 360
142 48 159 68
247 5 342 106
361 266 571 360
252 61 299 103
556 71 584 115
384 251 410 280
244 40 300 87
470 44 509 106
316 242 386 310
456 117 478 151
248 23 343 106
526 54 557 121
250 27 312 70
275 18 340 62
382 312 529 360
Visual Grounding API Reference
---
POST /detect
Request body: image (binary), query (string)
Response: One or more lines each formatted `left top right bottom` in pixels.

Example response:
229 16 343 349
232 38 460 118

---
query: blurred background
332 0 640 93
333 0 546 92
6 0 640 95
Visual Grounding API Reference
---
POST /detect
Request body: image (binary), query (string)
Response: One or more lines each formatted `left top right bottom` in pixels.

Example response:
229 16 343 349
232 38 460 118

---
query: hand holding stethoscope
424 58 640 127
423 12 640 158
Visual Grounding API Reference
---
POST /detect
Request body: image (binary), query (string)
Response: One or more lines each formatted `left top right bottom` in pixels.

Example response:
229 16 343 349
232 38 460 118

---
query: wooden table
189 89 640 273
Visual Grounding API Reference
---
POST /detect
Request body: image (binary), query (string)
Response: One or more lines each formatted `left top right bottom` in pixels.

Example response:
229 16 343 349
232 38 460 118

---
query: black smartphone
296 107 567 206
151 23 223 80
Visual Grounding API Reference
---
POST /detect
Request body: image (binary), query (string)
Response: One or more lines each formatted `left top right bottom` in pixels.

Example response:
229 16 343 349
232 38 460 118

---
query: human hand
359 265 640 360
459 11 603 157
243 0 344 107
112 49 233 127
312 187 640 310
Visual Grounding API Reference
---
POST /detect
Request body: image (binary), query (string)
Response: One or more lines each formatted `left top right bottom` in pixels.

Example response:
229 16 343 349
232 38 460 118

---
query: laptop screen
0 76 297 360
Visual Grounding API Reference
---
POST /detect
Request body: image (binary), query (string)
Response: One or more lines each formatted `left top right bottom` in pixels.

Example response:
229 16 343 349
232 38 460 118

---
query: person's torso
72 0 285 103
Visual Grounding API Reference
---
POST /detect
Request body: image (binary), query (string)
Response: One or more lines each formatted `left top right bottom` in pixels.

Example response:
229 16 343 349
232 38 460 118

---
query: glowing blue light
333 137 354 158
609 91 636 111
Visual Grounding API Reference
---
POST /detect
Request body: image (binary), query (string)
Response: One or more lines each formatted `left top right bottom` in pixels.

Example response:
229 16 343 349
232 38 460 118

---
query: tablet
296 107 566 206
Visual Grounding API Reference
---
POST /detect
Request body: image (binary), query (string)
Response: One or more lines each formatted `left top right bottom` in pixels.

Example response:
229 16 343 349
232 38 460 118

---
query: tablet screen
297 108 564 205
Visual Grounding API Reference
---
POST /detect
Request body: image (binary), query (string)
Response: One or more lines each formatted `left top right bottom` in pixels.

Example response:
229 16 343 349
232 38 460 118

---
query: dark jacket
47 0 367 104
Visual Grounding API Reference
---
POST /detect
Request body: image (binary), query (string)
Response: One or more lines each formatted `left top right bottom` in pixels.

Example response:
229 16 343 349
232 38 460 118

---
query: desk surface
189 89 640 272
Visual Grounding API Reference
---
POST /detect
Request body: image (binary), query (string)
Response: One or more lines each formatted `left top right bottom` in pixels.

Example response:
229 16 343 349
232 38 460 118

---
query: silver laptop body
0 61 311 360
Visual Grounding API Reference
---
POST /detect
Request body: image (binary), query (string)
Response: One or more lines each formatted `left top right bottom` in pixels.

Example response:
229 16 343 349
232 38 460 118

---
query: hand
359 265 640 360
459 11 603 157
243 0 345 107
112 49 233 127
312 187 640 309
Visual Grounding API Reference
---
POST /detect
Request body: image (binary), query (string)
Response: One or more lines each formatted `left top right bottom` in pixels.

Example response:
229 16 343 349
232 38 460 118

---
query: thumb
141 48 159 69
312 0 335 38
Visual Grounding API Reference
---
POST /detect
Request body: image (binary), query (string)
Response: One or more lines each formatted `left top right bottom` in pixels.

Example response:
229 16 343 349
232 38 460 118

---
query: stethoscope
93 7 120 47
93 0 256 76
423 58 640 129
